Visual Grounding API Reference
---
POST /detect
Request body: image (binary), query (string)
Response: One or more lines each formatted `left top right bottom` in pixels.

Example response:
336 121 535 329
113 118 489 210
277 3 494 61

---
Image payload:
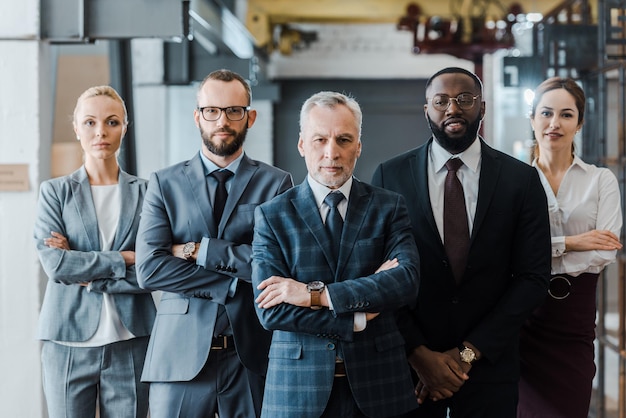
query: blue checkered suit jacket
252 178 420 418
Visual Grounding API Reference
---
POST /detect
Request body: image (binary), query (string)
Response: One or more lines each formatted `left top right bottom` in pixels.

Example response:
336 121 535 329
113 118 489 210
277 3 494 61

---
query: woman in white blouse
517 77 622 418
34 86 156 418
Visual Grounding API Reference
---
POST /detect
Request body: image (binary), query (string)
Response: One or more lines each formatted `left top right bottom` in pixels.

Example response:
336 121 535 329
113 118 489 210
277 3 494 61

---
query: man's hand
409 346 469 404
256 276 311 309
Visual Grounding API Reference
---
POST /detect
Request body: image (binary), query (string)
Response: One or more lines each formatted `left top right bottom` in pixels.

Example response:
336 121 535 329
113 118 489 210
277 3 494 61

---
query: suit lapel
219 154 257 235
184 153 216 237
413 140 441 244
111 170 138 250
292 182 338 272
335 180 370 280
70 167 100 251
472 140 501 244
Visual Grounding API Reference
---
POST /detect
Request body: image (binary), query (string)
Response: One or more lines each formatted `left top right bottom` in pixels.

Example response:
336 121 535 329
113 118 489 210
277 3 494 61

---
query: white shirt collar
430 137 481 174
306 175 353 210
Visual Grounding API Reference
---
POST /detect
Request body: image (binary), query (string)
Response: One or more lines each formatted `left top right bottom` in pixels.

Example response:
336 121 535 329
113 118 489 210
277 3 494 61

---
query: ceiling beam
246 0 579 48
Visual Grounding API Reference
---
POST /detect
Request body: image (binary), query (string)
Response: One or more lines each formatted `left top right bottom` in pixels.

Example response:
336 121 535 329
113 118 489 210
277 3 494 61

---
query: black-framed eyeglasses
197 106 251 121
426 94 480 112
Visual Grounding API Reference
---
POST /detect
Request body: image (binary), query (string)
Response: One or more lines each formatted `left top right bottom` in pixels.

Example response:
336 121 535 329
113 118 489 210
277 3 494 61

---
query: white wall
0 1 49 417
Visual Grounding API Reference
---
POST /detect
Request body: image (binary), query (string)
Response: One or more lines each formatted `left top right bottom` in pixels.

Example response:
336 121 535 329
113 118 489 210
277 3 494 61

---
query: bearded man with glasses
136 69 293 418
372 67 551 418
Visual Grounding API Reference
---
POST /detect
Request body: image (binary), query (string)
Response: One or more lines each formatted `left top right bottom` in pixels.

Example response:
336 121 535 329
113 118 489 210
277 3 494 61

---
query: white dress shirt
428 137 482 242
307 175 366 331
533 155 622 276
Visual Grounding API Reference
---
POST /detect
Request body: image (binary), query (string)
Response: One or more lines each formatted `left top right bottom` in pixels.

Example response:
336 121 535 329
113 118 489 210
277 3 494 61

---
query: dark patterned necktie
444 159 470 284
324 191 345 256
210 169 233 337
211 170 233 229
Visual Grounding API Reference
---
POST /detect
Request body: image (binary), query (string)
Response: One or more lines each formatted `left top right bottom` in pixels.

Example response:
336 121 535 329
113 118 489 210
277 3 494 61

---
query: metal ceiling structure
245 0 570 55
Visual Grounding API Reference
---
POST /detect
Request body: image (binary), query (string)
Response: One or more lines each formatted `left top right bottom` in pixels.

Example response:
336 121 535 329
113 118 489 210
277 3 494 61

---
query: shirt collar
430 136 481 174
200 151 243 176
531 154 589 173
307 174 353 210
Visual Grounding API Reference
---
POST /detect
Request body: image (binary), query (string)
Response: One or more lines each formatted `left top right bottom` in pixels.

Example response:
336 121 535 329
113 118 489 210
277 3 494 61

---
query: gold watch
458 345 477 364
182 242 196 260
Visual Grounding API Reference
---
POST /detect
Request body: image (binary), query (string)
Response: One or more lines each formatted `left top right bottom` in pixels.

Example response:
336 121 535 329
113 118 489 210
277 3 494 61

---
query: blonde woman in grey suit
34 86 156 418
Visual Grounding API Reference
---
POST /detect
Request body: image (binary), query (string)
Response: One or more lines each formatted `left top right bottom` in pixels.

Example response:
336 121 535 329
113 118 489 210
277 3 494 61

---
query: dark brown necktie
210 169 233 337
444 158 469 284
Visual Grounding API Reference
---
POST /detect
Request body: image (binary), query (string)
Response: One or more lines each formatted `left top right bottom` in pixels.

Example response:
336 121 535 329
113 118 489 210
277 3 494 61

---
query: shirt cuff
552 236 566 257
354 313 366 332
198 237 210 266
228 278 238 297
326 288 366 332
326 287 334 310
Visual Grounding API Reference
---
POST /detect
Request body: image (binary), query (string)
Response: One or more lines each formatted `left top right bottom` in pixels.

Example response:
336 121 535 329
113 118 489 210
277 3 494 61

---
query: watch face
183 242 195 256
460 348 476 363
308 281 325 291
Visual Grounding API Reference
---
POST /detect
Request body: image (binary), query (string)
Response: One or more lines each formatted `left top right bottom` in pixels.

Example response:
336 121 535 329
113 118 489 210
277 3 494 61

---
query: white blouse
533 155 622 276
57 184 135 347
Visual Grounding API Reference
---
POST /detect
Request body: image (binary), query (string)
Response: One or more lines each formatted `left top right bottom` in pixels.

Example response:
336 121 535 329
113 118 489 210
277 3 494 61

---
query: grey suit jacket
252 178 420 418
35 166 156 342
136 152 293 382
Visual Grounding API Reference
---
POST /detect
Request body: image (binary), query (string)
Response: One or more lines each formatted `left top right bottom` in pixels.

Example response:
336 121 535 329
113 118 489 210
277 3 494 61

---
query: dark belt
211 335 234 350
334 360 346 378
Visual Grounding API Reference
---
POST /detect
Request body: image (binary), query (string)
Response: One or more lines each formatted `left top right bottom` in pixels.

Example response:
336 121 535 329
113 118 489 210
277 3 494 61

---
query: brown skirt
517 272 599 418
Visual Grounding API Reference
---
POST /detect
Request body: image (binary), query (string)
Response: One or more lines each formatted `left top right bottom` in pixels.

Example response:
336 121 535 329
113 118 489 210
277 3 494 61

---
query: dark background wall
274 79 432 184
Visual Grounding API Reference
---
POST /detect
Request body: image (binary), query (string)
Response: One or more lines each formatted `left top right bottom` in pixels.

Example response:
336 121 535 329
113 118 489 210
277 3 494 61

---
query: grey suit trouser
148 346 264 418
41 337 150 418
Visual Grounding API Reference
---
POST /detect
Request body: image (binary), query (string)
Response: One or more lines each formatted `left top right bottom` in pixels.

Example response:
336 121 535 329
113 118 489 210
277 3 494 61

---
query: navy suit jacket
136 152 292 382
252 178 420 418
35 166 156 342
371 138 551 383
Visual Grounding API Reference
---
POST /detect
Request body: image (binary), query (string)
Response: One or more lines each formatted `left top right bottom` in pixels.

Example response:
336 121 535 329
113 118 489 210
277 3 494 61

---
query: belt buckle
548 275 571 300
334 360 346 378
211 335 228 350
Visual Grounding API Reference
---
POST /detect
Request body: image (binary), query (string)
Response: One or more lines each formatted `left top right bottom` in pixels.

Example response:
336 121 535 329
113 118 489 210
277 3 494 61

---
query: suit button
442 260 449 267
451 297 459 304
326 342 335 350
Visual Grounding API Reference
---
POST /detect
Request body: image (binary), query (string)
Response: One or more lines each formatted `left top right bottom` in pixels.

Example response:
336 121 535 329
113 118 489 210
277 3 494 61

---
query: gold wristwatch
458 345 477 364
182 242 196 260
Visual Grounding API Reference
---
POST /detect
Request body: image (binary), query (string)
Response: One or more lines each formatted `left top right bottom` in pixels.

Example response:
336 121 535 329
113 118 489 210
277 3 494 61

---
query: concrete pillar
0 1 50 417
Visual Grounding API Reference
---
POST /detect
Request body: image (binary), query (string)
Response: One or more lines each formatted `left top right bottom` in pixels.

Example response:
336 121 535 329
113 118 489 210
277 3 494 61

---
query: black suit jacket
372 138 551 382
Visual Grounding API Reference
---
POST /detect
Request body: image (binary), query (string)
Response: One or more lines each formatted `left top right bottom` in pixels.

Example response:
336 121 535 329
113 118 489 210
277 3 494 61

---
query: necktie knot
324 191 344 210
445 158 464 173
211 169 233 184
